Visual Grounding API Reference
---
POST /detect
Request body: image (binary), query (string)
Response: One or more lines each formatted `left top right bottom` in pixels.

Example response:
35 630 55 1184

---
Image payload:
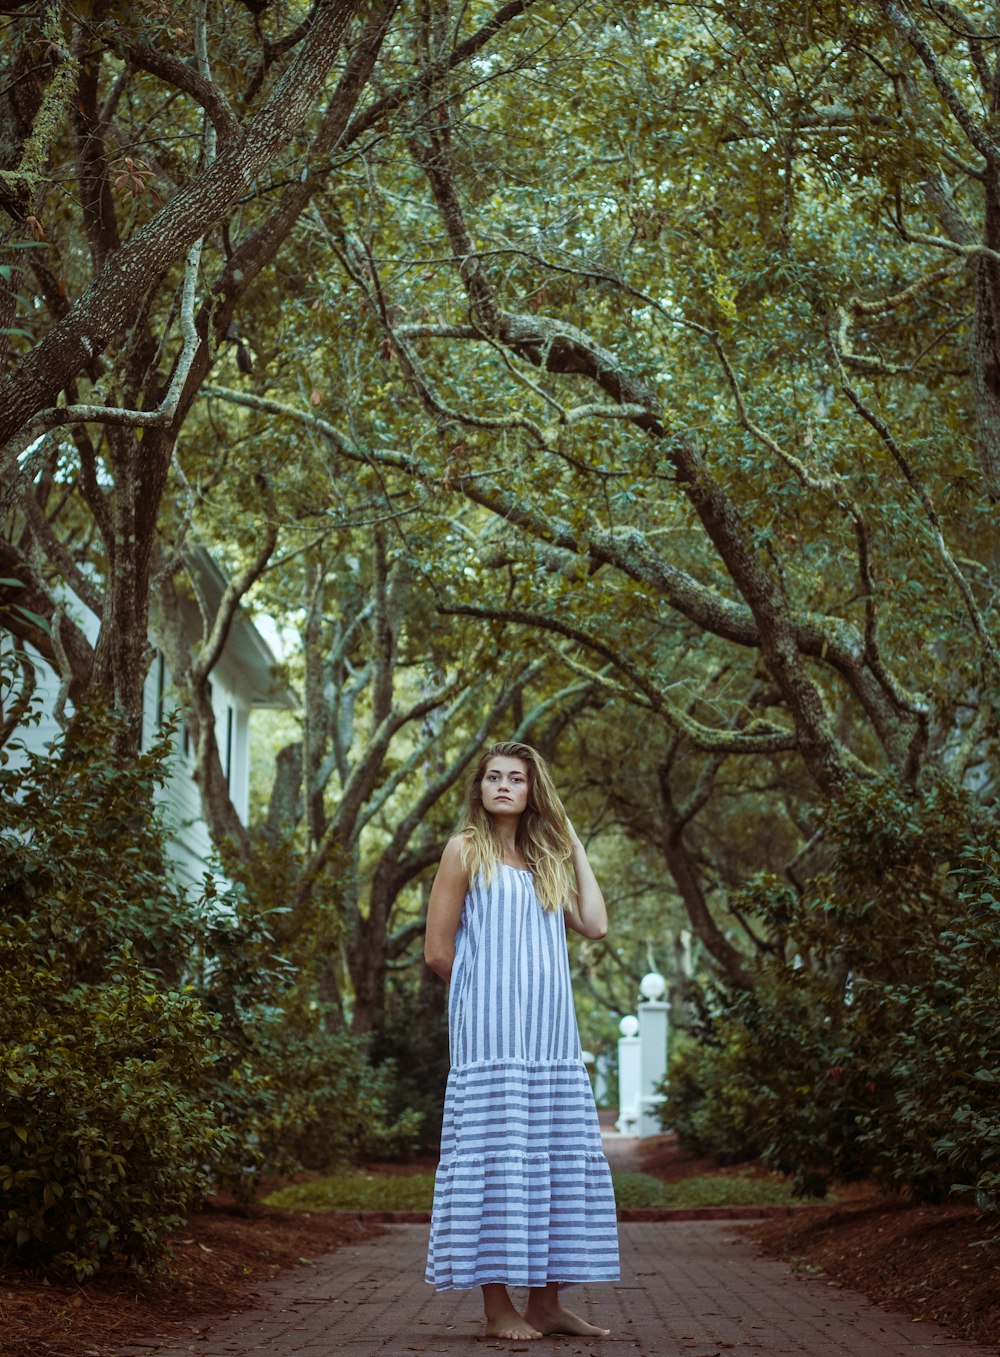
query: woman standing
423 741 619 1341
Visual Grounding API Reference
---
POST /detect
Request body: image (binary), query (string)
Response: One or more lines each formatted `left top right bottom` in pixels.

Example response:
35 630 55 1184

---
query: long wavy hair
458 741 574 912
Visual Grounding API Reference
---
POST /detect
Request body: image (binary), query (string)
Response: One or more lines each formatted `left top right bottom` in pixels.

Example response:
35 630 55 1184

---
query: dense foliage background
1 0 997 1273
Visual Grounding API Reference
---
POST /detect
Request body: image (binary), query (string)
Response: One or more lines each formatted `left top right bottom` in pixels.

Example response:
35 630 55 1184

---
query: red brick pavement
115 1219 998 1357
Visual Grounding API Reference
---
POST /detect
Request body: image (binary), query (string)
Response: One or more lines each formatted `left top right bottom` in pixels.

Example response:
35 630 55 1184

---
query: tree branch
190 481 279 685
124 43 239 146
876 0 1000 167
20 486 104 617
835 355 1000 676
0 227 206 501
196 382 920 770
442 601 800 756
0 0 363 452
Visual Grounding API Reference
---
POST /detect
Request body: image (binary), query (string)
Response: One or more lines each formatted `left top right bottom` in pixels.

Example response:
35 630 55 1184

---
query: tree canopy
2 0 998 1041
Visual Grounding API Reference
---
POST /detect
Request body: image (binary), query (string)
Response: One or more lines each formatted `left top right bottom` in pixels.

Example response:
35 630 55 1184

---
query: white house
12 547 293 891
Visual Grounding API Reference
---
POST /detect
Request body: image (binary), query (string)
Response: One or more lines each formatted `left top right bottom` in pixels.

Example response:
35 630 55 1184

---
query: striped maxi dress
425 862 620 1290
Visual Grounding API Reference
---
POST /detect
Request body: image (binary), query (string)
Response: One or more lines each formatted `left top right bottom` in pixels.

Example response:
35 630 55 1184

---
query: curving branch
0 223 205 508
846 261 962 318
835 356 1000 677
124 44 239 146
49 605 73 728
0 0 364 453
441 600 800 756
20 486 104 617
190 481 278 686
295 671 465 906
197 381 925 773
657 757 756 992
340 0 541 151
714 333 928 746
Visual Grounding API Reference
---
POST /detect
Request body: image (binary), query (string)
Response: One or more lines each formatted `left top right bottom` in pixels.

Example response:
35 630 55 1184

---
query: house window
156 652 166 729
225 704 234 788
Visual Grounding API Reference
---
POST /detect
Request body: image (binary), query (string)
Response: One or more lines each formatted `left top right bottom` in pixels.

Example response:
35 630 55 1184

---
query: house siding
7 610 278 895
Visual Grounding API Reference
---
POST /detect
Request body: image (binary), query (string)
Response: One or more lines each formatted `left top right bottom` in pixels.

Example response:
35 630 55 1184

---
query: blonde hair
459 741 574 912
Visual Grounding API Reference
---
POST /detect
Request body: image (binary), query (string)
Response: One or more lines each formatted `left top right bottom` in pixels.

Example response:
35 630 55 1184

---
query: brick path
116 1219 997 1357
115 1127 996 1357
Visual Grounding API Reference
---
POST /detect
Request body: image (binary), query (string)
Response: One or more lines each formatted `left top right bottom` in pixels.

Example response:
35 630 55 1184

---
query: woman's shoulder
436 833 472 886
442 832 471 862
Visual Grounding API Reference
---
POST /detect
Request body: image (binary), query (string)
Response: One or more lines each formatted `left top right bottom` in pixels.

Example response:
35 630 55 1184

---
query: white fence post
616 1014 640 1136
638 971 669 1137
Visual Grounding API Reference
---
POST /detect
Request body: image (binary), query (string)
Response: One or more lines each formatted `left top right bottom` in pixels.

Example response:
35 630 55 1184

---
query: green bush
661 777 1000 1208
0 705 418 1276
0 945 231 1277
663 1030 766 1163
855 842 1000 1209
367 982 450 1153
206 993 421 1201
610 1172 669 1208
0 711 234 1277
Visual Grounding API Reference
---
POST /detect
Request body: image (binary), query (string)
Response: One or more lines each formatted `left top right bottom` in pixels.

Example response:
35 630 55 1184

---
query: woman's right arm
423 835 470 982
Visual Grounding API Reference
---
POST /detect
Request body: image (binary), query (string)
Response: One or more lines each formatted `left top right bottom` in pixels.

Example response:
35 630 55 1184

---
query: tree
198 0 998 992
6 0 999 1014
156 506 600 1029
0 0 539 753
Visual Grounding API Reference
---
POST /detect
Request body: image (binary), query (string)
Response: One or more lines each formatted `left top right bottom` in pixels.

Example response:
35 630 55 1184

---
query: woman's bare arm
563 826 608 940
424 835 470 982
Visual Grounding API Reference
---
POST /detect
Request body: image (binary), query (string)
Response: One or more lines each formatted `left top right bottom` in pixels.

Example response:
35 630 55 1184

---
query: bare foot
523 1301 610 1337
483 1310 543 1340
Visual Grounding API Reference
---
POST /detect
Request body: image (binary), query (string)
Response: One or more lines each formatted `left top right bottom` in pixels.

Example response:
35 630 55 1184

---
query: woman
423 741 619 1341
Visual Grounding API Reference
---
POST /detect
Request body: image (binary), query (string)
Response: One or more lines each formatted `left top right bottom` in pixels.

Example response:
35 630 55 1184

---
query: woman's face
480 756 530 819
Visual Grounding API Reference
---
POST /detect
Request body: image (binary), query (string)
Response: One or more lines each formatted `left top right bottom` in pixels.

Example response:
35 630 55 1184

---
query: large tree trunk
87 427 173 753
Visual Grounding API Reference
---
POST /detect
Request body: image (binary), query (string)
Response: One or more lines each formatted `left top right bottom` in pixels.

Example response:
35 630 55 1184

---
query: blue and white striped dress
425 863 620 1290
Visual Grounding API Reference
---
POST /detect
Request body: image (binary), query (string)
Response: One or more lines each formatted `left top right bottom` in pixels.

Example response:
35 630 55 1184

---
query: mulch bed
745 1198 1000 1349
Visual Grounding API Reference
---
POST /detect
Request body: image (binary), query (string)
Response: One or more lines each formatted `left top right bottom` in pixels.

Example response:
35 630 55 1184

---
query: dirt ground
2 1140 997 1356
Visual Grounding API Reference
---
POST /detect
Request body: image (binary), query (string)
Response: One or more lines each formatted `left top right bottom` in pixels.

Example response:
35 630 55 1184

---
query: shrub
0 711 233 1277
367 982 450 1152
0 946 231 1277
0 705 419 1275
857 842 1000 1210
661 777 1000 1207
206 993 422 1202
609 1172 668 1208
663 1029 766 1164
